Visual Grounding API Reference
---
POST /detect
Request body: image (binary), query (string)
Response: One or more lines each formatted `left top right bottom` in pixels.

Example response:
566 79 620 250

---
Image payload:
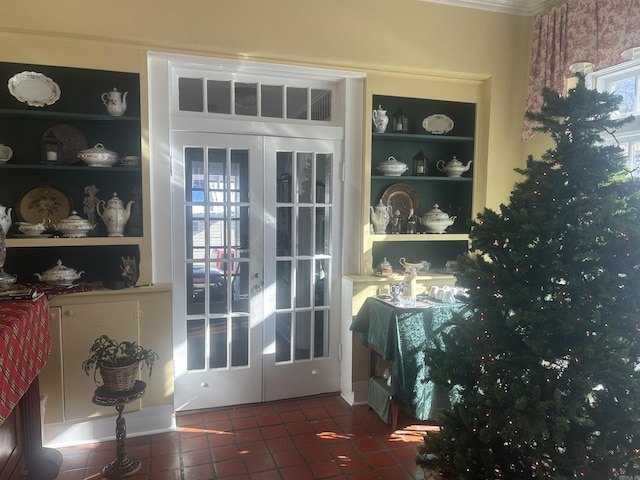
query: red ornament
439 468 451 478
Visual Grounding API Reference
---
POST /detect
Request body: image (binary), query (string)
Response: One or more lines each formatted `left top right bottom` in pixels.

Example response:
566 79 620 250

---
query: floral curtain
523 0 640 141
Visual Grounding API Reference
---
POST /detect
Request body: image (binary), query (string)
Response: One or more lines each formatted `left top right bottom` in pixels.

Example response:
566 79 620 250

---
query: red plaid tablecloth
0 294 51 424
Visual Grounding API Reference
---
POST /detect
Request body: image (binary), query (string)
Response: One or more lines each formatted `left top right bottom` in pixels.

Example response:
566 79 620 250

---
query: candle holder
41 131 61 164
413 149 428 176
392 108 408 133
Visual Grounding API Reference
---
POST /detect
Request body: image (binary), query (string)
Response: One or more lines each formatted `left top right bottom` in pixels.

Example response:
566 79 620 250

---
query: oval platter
8 71 61 107
422 114 454 135
381 183 420 222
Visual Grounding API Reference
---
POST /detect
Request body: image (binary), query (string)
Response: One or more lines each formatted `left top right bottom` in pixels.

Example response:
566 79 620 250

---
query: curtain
523 0 640 141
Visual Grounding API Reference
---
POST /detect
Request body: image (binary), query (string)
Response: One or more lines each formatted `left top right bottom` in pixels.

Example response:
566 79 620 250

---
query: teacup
120 155 140 167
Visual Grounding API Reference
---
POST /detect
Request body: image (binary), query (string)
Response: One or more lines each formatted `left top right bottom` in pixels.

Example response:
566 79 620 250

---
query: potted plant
81 334 159 393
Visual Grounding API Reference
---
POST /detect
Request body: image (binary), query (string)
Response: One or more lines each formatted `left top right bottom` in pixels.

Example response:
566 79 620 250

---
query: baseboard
43 404 175 448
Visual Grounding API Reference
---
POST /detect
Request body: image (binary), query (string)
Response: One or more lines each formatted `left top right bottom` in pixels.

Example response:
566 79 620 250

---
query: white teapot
97 192 134 237
420 204 456 234
436 156 473 177
101 88 128 116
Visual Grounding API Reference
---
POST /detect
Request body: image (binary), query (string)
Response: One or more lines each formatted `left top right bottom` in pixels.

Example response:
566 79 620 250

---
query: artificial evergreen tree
417 76 640 479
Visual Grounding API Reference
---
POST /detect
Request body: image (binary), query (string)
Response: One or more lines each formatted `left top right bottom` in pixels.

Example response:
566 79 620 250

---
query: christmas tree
417 76 640 479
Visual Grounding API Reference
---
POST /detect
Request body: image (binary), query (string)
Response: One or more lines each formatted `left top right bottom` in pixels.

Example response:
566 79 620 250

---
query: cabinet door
61 301 139 421
39 306 63 424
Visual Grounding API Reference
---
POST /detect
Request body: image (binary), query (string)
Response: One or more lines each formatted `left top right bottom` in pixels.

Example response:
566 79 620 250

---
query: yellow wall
1 0 536 412
0 0 533 210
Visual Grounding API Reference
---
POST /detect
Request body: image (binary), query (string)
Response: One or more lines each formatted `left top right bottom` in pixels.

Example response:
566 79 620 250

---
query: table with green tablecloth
351 296 469 426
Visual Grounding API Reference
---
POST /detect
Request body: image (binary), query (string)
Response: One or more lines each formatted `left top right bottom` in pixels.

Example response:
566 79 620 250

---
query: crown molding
419 0 564 16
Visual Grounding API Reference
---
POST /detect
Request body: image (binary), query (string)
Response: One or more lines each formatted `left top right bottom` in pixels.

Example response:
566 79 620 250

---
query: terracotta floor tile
244 452 277 472
150 452 182 472
181 433 210 452
57 394 434 480
308 458 343 478
261 423 288 439
183 462 215 479
231 415 259 430
267 435 297 453
181 447 213 467
280 463 314 480
214 457 248 477
272 448 305 468
299 445 332 463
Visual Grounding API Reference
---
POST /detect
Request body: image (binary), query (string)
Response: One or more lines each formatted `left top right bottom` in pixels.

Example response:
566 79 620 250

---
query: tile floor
54 394 437 480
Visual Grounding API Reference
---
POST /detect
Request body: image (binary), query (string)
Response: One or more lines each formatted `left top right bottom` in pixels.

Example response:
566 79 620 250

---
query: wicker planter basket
99 361 139 393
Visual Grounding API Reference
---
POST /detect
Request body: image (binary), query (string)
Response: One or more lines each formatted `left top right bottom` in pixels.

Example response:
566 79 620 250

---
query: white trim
148 51 365 409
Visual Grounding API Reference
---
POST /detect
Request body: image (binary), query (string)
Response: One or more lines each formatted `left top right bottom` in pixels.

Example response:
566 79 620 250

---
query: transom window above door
177 75 334 122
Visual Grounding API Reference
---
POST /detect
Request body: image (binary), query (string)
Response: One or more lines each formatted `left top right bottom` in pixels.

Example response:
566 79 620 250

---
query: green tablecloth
351 296 469 421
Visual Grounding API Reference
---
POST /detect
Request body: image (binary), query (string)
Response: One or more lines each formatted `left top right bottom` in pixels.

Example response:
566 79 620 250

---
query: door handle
251 282 263 293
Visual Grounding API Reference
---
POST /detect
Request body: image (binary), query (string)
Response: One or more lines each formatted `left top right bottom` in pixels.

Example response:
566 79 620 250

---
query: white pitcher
0 205 12 236
372 105 389 133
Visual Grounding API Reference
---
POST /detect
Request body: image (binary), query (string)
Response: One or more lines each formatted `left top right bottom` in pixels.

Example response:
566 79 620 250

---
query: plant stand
91 380 146 478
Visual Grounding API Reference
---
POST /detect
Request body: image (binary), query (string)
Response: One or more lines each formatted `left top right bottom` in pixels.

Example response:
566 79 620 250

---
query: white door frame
147 52 365 407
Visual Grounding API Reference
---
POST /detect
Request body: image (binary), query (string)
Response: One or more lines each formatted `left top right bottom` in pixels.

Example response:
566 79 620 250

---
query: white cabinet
60 300 139 421
38 285 173 425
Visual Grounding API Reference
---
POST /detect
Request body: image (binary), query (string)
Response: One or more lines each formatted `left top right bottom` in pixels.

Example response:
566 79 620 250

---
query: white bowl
17 221 47 236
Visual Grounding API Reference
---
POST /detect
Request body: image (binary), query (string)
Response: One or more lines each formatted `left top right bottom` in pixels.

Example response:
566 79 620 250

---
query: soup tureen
34 259 84 285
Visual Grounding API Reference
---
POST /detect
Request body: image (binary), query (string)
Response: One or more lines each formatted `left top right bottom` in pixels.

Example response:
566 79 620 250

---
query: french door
172 132 341 411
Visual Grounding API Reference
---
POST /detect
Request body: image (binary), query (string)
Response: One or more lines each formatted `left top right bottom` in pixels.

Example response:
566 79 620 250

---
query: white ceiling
421 0 564 16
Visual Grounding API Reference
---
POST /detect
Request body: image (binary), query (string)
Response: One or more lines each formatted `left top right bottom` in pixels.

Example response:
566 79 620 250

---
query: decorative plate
381 183 420 222
16 185 73 226
422 114 454 135
8 71 61 107
41 124 88 165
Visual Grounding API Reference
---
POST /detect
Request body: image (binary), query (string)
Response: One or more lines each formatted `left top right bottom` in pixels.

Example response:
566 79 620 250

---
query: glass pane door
172 132 263 411
263 137 341 402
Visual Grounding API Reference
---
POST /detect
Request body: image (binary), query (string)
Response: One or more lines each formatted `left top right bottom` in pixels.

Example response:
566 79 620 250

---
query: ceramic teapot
372 105 389 133
97 192 134 237
370 199 392 234
34 259 84 286
420 204 456 234
101 87 128 116
0 205 12 236
436 156 473 177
